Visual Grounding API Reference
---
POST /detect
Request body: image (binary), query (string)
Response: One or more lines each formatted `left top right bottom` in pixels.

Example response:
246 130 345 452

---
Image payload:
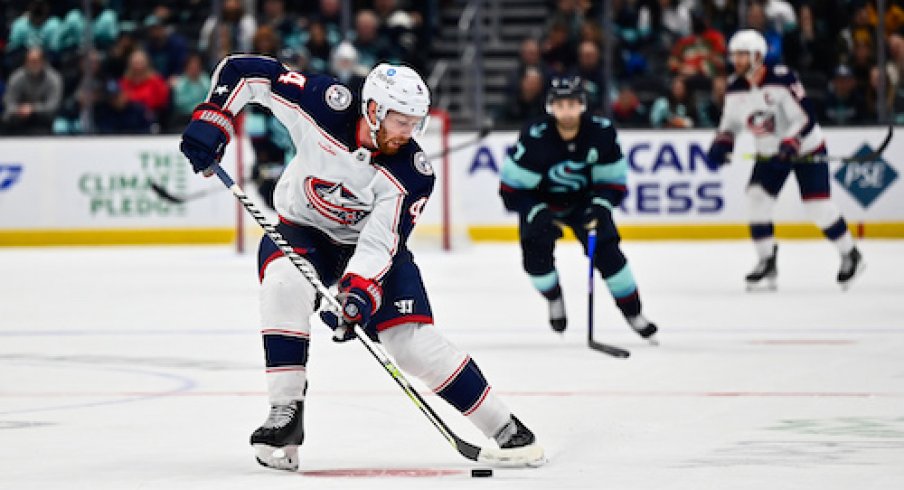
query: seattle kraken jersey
206 54 434 282
718 64 825 156
499 113 627 215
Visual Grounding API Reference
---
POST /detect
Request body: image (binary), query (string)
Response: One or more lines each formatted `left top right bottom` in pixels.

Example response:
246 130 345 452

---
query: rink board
1 127 902 245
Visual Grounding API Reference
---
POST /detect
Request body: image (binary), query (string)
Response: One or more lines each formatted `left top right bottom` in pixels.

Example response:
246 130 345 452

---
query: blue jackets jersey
206 54 434 282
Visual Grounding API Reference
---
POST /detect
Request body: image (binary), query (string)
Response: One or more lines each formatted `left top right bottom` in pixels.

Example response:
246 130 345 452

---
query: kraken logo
547 160 588 192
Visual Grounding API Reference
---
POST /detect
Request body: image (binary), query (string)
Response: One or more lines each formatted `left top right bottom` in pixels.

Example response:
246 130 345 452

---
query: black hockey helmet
546 75 586 115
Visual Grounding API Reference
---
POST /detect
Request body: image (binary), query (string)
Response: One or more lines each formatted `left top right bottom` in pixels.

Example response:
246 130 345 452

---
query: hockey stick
151 127 491 205
586 229 631 358
208 164 540 467
737 124 894 164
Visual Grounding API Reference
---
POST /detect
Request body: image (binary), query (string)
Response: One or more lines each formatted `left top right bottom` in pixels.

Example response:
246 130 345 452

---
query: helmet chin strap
364 104 383 148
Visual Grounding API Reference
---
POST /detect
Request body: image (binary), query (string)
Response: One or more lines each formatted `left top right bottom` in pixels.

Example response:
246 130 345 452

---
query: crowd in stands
0 0 434 135
3 0 902 136
499 0 904 128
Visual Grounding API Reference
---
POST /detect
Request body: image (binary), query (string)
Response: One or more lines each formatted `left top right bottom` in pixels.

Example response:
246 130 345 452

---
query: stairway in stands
429 0 548 129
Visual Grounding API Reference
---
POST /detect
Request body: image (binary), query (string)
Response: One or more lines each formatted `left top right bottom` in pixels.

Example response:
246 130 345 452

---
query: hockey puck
471 468 493 478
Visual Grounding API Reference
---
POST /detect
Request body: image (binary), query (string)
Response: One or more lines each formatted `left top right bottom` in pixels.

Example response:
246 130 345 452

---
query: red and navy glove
179 102 235 176
337 273 382 327
706 132 734 167
778 137 800 162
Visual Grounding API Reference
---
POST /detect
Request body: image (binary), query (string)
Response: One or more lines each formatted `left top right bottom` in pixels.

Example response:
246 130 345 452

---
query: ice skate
494 415 546 467
746 245 777 291
627 314 659 345
838 247 865 290
250 401 305 471
548 296 567 333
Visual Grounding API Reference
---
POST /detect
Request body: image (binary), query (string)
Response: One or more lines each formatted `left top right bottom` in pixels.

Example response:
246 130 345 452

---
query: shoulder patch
413 151 433 176
324 84 352 111
773 65 789 76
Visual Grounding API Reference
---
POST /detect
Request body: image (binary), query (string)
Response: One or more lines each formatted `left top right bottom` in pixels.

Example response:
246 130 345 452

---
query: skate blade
746 277 777 292
253 444 299 471
646 335 660 346
478 443 547 467
840 262 867 291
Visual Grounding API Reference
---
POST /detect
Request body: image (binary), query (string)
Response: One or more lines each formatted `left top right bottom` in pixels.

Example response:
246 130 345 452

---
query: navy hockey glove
523 203 560 238
777 137 800 162
337 273 383 327
179 102 235 176
707 132 734 167
584 198 613 230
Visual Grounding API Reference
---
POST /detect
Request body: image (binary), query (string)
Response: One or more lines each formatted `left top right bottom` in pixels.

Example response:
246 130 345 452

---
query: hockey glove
337 273 383 328
180 102 235 176
523 203 560 239
777 137 800 162
706 132 734 167
584 198 613 230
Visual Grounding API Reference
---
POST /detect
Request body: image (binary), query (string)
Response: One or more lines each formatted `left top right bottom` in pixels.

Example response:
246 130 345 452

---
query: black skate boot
250 400 305 471
837 247 865 290
746 245 778 291
493 415 546 466
548 296 567 333
627 314 659 345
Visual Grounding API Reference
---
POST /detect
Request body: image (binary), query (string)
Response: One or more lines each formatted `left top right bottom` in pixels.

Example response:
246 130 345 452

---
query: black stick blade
150 182 187 204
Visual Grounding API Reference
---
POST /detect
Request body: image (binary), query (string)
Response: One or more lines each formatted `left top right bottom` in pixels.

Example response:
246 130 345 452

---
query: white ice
2 240 903 489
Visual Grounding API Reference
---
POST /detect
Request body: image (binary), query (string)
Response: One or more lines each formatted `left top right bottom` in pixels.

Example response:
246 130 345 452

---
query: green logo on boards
833 144 898 208
79 151 188 217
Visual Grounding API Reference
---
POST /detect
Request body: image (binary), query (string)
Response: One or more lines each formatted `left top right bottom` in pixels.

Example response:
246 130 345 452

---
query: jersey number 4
278 72 307 89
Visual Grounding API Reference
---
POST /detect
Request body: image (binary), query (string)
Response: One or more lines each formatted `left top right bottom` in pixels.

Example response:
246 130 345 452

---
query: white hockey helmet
728 29 767 63
361 63 431 138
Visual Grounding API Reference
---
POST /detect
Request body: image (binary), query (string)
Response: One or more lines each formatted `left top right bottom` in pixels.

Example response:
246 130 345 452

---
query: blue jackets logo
833 144 898 208
0 164 23 191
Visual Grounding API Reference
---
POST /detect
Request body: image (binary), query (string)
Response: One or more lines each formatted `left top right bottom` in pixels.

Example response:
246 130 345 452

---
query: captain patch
413 152 433 175
325 84 352 111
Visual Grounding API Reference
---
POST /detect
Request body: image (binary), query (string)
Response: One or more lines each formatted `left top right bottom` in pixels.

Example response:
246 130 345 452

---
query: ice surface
1 240 903 489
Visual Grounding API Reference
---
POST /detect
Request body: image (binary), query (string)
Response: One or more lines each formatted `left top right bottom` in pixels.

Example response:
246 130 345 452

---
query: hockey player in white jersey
706 29 865 290
178 56 544 470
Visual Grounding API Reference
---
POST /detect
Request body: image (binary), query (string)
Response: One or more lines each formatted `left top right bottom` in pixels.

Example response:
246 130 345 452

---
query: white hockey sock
379 323 511 439
259 256 317 405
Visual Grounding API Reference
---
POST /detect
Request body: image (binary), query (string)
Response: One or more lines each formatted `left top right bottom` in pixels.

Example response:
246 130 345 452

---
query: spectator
866 64 900 122
783 2 837 81
352 10 398 70
611 85 647 127
821 65 868 126
497 67 547 125
120 49 169 122
169 52 210 130
746 1 784 65
329 41 366 95
5 0 60 74
252 25 281 58
259 0 300 51
849 38 875 92
143 13 189 80
570 40 606 111
55 1 119 54
374 0 422 68
103 31 139 80
94 79 154 134
694 75 727 128
507 38 551 98
667 13 726 79
649 76 695 128
541 21 576 75
58 49 105 134
658 0 695 49
2 47 62 135
312 0 343 47
764 0 797 34
305 21 331 73
198 0 257 68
